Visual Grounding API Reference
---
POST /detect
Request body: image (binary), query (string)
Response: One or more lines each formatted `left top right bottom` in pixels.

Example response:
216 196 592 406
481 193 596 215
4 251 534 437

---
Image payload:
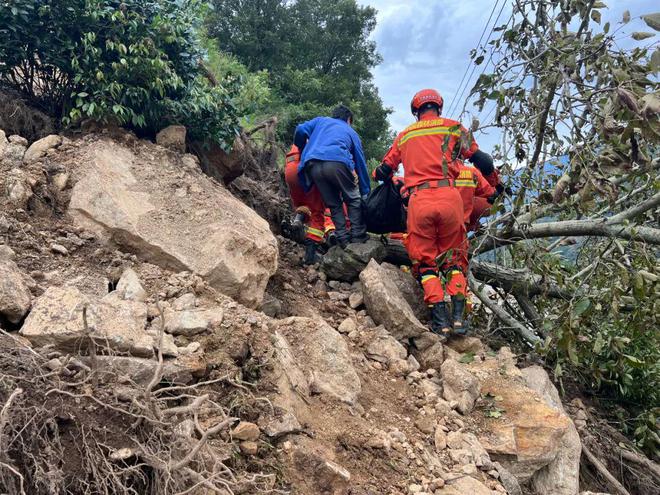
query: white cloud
359 0 657 157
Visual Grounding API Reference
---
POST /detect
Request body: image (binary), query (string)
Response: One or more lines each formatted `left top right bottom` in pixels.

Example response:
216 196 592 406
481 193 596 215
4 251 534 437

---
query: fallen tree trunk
382 241 569 300
477 191 660 254
468 273 542 346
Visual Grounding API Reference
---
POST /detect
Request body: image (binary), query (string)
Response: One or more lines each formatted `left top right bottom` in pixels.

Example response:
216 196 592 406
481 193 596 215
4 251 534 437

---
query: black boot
430 302 451 337
291 213 306 243
451 296 468 336
303 239 321 265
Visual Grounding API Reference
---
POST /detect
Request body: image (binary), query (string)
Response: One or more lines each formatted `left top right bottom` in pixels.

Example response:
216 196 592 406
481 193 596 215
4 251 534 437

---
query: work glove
374 163 393 182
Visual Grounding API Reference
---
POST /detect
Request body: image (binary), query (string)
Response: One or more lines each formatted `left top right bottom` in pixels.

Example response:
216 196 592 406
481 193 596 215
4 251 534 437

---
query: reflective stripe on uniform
455 179 477 187
421 274 438 284
399 126 461 146
286 155 299 163
306 227 325 238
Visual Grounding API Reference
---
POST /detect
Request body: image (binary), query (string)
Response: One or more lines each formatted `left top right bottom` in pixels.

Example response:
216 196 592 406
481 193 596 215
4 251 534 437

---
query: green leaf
632 32 655 41
572 298 591 317
459 352 475 364
591 10 601 24
641 13 660 31
623 10 631 23
593 1 607 7
475 55 485 65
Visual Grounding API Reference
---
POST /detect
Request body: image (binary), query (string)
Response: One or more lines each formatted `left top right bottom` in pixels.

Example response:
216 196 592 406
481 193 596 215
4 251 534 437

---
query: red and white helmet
410 89 444 115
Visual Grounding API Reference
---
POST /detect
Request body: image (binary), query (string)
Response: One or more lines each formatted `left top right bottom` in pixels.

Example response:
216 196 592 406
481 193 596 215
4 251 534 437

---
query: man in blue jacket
294 105 371 249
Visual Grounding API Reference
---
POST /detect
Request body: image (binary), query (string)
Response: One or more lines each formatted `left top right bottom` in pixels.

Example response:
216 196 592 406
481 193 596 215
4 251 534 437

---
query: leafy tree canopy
205 0 392 159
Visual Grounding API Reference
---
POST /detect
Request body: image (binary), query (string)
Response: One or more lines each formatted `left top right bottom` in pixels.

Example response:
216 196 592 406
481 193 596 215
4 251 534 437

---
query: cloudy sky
358 0 657 151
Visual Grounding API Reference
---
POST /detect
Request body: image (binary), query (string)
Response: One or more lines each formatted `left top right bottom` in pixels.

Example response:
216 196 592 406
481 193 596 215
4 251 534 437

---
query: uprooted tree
463 1 659 456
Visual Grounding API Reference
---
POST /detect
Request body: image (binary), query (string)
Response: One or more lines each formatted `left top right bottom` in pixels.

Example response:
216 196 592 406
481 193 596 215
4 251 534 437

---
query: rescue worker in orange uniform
455 163 496 229
284 145 335 264
374 89 494 336
468 167 508 232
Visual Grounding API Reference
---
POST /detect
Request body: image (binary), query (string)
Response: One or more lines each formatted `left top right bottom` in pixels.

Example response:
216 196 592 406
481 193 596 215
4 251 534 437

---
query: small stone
44 358 63 371
179 341 201 355
172 292 197 311
338 317 357 334
232 421 260 441
50 243 68 255
434 427 447 451
263 412 301 438
389 358 411 377
239 441 258 455
462 464 478 475
415 416 436 434
409 484 423 493
349 291 364 309
407 355 421 372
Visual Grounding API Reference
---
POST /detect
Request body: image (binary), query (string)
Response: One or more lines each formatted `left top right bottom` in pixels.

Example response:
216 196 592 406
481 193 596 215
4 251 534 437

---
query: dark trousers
307 160 366 244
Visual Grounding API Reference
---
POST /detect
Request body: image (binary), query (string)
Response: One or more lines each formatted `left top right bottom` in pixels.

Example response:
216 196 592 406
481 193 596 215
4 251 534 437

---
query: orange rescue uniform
468 168 501 231
455 164 495 227
284 146 334 243
382 114 478 305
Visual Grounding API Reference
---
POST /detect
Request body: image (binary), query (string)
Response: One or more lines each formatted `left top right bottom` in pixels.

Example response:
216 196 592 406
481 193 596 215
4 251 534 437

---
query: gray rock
171 292 197 311
116 267 147 302
320 240 386 282
50 243 68 255
293 443 351 494
360 260 427 341
0 259 32 323
158 307 224 336
67 138 277 308
493 462 523 495
88 356 194 385
156 125 186 153
20 287 153 357
261 293 282 317
379 262 429 322
441 359 480 414
522 366 582 495
366 332 407 364
348 291 364 309
5 168 32 206
273 317 361 405
337 317 357 334
23 134 62 163
262 412 302 438
417 341 445 371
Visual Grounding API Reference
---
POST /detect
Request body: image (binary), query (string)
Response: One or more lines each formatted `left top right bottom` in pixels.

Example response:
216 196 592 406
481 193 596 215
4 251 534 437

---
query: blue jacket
294 117 371 196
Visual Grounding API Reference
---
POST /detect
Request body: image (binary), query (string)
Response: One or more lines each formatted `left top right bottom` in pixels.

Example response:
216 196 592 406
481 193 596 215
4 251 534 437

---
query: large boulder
272 317 361 405
379 262 429 322
473 359 573 485
0 259 32 324
321 240 386 282
20 286 153 357
522 366 581 495
67 137 278 308
360 260 428 341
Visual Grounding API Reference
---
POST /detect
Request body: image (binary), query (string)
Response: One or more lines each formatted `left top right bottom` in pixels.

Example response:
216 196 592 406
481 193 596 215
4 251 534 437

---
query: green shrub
0 0 241 147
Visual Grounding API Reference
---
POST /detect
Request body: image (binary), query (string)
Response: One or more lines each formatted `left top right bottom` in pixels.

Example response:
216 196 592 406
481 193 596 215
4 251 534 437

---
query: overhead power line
444 0 501 119
447 0 508 120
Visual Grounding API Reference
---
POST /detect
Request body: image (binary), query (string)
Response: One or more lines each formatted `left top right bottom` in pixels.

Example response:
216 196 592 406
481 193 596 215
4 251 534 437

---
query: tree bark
476 220 660 254
468 273 542 346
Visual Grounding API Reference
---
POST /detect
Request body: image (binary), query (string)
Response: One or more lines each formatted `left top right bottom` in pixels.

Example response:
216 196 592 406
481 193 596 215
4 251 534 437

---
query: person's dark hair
332 104 353 123
417 102 441 116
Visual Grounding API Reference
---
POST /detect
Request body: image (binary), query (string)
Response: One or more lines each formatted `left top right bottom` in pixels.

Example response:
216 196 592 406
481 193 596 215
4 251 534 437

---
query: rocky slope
0 126 615 495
